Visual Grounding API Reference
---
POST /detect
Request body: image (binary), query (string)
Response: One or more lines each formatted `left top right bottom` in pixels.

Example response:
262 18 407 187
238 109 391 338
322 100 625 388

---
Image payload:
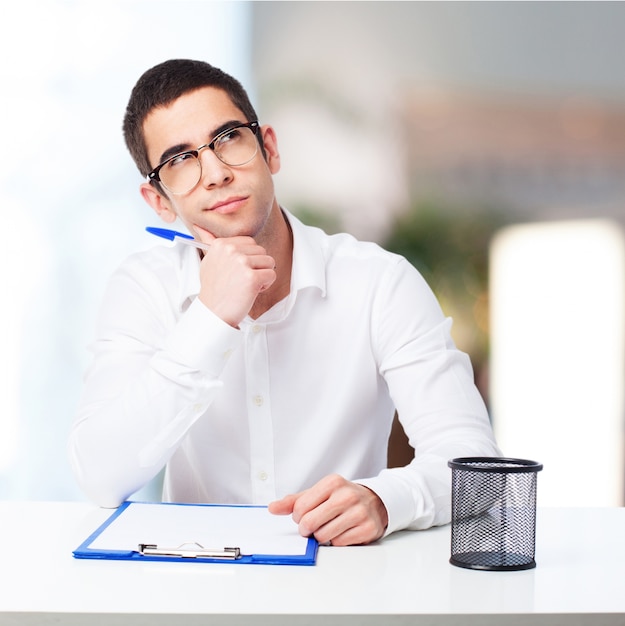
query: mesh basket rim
448 456 543 473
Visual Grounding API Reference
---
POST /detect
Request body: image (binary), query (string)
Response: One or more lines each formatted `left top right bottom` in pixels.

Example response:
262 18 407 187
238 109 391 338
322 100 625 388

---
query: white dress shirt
68 209 500 536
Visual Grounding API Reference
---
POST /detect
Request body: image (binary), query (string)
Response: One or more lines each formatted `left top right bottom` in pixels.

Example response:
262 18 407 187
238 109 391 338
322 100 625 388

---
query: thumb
193 224 217 245
268 493 299 516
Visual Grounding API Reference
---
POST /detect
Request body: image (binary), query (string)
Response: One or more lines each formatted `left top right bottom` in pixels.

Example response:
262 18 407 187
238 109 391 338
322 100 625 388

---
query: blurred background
1 1 624 507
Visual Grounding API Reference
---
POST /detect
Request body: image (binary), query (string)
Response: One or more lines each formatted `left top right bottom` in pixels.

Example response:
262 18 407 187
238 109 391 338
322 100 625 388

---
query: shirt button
252 325 262 334
222 348 233 359
192 403 204 412
258 471 269 481
253 395 264 407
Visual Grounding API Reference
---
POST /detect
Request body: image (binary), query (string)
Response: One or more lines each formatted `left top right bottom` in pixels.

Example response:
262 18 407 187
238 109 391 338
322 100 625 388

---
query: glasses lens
214 125 258 167
159 153 202 195
156 125 259 194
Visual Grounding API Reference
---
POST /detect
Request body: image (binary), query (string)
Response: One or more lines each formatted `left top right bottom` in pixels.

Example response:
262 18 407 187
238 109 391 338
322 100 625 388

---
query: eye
166 152 196 169
216 128 243 147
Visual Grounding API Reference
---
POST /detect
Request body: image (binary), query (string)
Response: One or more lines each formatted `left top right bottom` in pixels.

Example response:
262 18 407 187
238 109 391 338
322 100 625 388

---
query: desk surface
0 502 623 625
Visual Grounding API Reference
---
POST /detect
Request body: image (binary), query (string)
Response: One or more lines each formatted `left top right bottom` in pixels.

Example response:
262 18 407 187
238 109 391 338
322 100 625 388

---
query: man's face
140 86 280 241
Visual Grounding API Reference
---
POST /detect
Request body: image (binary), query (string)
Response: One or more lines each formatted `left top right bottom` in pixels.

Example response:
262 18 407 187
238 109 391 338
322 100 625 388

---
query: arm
358 257 501 535
69 236 276 508
270 256 499 542
68 253 241 507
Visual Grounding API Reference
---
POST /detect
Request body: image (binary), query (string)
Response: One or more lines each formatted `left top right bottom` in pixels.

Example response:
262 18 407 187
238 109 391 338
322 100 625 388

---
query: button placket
243 322 276 502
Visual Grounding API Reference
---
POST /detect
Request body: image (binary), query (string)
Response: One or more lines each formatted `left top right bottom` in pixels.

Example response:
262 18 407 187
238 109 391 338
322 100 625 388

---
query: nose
198 146 233 188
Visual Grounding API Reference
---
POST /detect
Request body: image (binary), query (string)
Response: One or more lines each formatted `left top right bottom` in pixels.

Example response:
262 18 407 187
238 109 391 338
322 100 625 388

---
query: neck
248 206 293 320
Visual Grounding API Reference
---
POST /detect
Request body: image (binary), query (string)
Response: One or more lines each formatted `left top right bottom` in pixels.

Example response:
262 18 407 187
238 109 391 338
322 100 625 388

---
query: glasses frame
147 121 261 194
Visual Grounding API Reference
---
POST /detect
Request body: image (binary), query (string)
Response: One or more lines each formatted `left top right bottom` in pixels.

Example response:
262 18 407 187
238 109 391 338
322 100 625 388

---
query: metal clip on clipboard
138 542 241 560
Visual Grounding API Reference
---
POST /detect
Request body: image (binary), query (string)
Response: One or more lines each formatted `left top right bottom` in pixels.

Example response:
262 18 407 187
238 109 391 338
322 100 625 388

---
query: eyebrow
156 119 247 166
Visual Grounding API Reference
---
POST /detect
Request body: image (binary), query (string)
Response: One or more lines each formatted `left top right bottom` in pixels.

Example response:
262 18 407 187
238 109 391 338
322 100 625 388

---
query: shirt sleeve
357 257 501 535
67 253 241 508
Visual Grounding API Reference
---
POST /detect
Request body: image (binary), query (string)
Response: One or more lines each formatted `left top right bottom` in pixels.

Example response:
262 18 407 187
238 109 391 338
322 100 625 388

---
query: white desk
0 502 623 625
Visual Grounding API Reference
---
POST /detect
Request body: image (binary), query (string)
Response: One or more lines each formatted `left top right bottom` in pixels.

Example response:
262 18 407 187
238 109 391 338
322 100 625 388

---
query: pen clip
138 542 241 560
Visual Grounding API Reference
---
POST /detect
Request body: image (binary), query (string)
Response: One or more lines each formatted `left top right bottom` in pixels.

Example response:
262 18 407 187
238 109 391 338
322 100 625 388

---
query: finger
299 481 388 546
290 474 342 524
248 254 277 270
256 268 277 292
208 237 271 262
297 498 346 539
309 504 380 546
317 524 374 547
267 493 299 516
290 490 331 526
192 225 217 245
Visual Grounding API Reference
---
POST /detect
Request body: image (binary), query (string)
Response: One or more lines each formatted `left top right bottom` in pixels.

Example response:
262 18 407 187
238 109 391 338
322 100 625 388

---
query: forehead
143 86 246 164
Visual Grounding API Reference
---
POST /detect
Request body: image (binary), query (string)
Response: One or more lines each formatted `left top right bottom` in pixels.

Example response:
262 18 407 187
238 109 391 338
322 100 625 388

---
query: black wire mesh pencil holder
448 457 543 571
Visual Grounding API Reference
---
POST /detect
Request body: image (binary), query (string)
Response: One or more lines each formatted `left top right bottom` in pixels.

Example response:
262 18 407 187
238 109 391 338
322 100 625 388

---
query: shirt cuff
356 467 439 537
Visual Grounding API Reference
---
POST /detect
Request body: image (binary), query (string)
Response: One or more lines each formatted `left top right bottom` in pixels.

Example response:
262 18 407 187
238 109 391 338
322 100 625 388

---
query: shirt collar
178 207 327 312
283 208 327 298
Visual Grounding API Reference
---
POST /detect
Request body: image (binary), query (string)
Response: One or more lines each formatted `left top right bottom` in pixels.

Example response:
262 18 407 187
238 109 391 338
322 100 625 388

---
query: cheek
257 176 276 208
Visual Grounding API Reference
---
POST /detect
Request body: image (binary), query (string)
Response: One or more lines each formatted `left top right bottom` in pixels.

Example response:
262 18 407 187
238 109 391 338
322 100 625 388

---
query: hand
194 227 276 327
268 474 389 546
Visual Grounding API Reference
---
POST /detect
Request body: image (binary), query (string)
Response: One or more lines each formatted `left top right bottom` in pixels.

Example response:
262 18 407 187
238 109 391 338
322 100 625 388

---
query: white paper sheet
89 502 309 556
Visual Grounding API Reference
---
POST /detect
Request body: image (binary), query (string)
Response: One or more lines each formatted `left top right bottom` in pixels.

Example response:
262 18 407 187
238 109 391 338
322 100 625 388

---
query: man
68 59 500 546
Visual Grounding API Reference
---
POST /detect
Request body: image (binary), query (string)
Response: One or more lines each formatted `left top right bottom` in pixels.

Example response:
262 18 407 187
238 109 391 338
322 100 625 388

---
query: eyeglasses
148 121 260 195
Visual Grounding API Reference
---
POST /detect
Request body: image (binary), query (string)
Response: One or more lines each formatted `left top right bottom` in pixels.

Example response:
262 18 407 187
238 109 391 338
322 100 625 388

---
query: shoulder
321 228 419 290
288 211 428 307
288 209 406 272
328 231 401 265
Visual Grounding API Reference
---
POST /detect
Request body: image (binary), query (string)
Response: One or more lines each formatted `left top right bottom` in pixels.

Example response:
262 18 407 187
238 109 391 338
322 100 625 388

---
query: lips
208 196 248 214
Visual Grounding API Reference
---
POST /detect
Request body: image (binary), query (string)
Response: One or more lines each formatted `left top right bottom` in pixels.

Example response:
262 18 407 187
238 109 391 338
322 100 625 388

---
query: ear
260 125 281 175
140 182 178 224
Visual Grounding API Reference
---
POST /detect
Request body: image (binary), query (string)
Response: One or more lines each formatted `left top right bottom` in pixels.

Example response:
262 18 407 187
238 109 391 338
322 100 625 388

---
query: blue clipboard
73 501 318 566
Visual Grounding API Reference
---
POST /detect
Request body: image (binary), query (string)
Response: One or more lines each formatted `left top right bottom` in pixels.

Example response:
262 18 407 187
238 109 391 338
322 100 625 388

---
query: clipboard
73 501 318 566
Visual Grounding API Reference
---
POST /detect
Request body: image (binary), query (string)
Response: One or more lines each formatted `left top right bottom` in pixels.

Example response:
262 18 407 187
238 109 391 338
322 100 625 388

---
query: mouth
207 196 248 214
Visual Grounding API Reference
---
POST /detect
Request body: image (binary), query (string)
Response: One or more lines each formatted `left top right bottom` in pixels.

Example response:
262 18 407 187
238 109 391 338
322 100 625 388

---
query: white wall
0 0 252 500
490 220 625 506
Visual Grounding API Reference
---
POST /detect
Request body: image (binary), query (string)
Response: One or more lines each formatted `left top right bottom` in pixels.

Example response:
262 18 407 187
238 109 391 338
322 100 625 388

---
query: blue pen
146 227 211 251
